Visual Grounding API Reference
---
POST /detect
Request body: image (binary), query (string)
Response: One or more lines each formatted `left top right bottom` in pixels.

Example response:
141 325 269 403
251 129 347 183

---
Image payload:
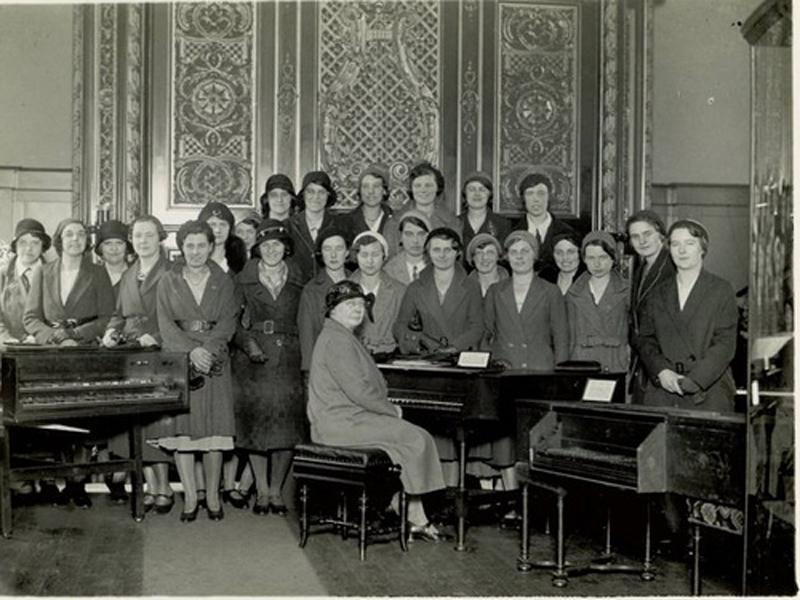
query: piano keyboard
388 393 463 413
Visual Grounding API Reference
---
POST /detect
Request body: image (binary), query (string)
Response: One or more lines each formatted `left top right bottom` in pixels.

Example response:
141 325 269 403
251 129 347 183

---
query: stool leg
692 524 701 595
518 483 532 571
552 491 568 588
641 499 655 581
299 483 309 548
399 490 408 552
359 489 368 561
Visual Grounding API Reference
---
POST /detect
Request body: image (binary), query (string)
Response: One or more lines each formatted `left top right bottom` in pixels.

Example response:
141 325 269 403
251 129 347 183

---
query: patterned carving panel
171 2 255 207
97 4 118 211
318 1 440 209
495 3 579 215
124 3 145 222
601 0 618 229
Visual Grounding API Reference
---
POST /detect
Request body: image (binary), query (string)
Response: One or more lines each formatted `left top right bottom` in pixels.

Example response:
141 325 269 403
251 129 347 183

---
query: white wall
652 0 761 185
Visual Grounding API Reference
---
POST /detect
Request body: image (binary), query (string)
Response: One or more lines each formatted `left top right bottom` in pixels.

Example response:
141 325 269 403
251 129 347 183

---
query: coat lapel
63 258 93 313
419 271 451 336
138 255 167 297
46 260 64 314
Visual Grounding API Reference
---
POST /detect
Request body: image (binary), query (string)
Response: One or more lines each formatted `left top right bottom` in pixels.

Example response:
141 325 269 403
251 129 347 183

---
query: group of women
0 160 738 534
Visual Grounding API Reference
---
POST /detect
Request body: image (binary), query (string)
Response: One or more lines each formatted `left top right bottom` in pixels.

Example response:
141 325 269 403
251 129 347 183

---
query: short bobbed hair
408 161 445 198
176 220 215 252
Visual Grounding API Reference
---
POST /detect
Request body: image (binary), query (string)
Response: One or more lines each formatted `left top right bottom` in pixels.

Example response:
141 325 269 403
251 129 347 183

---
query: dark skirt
232 332 307 451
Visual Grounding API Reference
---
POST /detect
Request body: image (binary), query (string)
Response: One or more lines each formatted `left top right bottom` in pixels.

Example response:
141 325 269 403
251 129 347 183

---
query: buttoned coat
0 257 42 342
393 265 483 355
349 270 406 354
637 269 737 412
483 274 569 370
107 255 170 344
628 246 675 401
156 261 237 438
232 258 306 450
308 318 445 495
24 256 114 344
565 271 630 373
286 210 342 284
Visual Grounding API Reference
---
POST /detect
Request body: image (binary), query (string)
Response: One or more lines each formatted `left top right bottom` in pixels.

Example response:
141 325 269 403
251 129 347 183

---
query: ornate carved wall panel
495 2 579 216
317 0 441 209
171 2 255 208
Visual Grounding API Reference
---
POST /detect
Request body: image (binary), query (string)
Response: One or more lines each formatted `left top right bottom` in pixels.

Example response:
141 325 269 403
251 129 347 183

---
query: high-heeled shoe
224 489 250 509
180 505 199 523
206 505 224 521
268 497 288 516
409 522 441 542
253 500 270 516
154 493 175 514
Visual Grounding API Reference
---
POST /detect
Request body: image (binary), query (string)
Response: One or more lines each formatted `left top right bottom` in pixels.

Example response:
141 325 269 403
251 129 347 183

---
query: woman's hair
408 161 445 198
176 220 214 251
582 238 617 263
424 227 462 257
52 218 90 257
625 209 667 238
398 215 430 234
259 191 300 219
130 215 168 242
668 219 709 256
460 173 494 213
356 168 390 205
350 233 387 263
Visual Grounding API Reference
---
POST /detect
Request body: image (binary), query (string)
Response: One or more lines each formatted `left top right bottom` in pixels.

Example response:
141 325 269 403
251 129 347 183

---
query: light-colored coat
566 270 630 373
0 257 41 342
23 256 114 344
637 269 737 412
393 265 483 354
156 261 238 438
383 252 427 287
483 274 568 370
349 270 406 354
308 318 445 495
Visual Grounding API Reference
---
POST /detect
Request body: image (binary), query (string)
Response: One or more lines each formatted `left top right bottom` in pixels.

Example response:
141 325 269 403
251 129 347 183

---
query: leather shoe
253 501 270 516
40 482 69 506
269 501 288 516
68 483 92 509
225 489 250 509
207 505 224 521
409 522 441 542
180 505 199 522
154 493 175 515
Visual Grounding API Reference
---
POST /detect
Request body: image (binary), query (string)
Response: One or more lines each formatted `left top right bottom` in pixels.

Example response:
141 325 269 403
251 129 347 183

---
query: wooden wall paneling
480 0 496 196
96 3 119 219
440 0 459 213
599 0 621 230
255 1 276 195
299 1 318 183
457 0 482 209
494 0 582 217
274 1 300 186
72 5 89 221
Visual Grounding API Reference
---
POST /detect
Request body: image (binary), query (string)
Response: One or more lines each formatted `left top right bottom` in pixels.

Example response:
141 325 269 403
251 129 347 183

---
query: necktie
535 229 543 251
412 265 419 281
20 269 30 293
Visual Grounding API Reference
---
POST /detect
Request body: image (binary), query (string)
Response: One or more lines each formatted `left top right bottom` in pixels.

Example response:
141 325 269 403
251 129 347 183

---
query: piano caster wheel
517 561 533 573
552 576 568 588
640 570 655 582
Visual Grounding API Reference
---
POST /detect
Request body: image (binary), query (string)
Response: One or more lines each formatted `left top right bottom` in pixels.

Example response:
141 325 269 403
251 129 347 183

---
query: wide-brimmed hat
94 219 132 256
466 232 502 266
11 218 51 253
324 280 374 322
254 219 293 256
264 174 295 197
198 201 235 229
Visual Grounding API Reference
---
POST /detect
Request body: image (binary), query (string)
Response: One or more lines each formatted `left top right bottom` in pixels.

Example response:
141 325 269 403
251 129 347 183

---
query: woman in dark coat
565 231 630 373
232 220 306 515
155 220 238 522
340 164 395 240
95 219 133 297
102 215 174 513
626 210 675 403
198 201 248 276
309 280 445 539
637 219 737 412
458 171 510 269
287 171 343 283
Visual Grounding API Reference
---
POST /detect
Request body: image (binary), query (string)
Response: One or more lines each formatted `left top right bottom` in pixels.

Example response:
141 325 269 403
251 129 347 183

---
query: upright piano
0 347 189 537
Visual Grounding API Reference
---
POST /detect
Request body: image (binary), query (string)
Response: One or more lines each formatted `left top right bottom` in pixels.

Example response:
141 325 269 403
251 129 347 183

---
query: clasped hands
657 369 700 395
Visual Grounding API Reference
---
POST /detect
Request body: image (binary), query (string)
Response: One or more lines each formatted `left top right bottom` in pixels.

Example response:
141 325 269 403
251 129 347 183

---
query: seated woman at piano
348 231 406 360
393 227 483 486
22 217 115 508
565 231 630 373
102 215 175 514
308 280 446 540
636 219 738 412
482 230 568 490
154 219 238 522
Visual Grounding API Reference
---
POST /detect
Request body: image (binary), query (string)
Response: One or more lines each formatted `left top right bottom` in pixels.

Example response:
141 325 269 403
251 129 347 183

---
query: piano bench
292 443 408 561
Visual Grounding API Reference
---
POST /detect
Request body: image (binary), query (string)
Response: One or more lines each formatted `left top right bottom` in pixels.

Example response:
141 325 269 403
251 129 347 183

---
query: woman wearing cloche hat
230 219 306 515
307 280 446 540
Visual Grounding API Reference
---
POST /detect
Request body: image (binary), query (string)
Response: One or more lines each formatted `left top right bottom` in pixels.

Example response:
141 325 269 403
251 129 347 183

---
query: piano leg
358 489 368 561
691 524 701 595
129 423 144 522
299 483 309 548
641 498 655 581
399 490 408 552
0 426 11 538
454 432 468 552
517 482 532 571
552 491 568 587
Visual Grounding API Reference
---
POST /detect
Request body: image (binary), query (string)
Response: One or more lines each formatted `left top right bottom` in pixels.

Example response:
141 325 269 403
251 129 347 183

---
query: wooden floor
0 490 742 596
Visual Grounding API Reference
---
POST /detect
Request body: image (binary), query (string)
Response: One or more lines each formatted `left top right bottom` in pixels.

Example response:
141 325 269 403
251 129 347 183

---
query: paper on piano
389 358 439 367
582 378 617 402
34 424 91 434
